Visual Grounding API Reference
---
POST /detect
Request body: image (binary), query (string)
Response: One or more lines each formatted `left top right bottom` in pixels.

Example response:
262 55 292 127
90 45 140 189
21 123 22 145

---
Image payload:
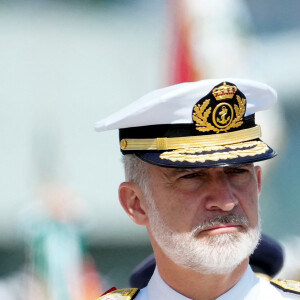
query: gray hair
122 154 150 194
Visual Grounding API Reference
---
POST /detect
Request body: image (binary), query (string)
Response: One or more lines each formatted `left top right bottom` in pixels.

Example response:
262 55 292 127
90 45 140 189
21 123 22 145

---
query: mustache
191 214 250 237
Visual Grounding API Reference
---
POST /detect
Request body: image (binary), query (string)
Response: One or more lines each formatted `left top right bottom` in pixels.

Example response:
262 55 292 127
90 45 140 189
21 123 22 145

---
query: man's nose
204 175 238 212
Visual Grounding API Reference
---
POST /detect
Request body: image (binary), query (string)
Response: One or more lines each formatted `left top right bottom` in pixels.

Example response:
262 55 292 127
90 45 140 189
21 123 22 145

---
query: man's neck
155 252 249 300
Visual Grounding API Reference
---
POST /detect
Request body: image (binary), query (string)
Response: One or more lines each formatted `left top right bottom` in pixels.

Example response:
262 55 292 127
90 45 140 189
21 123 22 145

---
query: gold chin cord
120 125 261 151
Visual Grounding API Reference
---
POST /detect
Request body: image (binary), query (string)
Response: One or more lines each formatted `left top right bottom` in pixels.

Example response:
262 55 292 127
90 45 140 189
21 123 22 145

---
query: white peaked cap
94 78 277 168
95 78 277 132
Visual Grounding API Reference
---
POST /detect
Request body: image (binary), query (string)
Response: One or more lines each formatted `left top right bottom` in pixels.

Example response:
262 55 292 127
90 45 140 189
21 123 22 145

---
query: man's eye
182 172 202 179
227 168 248 174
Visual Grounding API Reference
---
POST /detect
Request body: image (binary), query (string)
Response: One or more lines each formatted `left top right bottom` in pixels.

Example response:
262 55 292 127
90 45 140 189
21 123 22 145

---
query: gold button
120 139 127 150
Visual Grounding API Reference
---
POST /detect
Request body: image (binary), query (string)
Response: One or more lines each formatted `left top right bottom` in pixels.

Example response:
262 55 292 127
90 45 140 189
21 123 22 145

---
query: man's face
143 164 262 274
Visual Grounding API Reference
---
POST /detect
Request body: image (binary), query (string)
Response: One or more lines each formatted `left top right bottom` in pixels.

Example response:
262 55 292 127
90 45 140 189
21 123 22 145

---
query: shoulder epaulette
96 288 140 300
255 272 272 281
271 279 300 295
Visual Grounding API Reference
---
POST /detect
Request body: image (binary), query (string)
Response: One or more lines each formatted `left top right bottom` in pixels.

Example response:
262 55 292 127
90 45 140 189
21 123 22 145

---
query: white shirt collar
147 267 191 300
145 266 260 300
217 266 260 300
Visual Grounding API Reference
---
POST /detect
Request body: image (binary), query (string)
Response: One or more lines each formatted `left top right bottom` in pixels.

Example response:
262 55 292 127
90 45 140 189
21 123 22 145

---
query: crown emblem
192 82 246 133
212 82 237 101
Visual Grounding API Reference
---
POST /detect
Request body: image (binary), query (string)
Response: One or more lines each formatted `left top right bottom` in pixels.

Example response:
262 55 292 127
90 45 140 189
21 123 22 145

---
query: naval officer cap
95 78 277 168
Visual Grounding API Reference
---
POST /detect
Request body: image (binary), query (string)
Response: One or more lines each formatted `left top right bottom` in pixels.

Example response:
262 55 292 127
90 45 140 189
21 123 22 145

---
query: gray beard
148 204 261 274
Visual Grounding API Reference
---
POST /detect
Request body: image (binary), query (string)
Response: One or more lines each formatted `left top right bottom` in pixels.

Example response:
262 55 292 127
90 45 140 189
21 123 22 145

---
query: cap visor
136 140 276 168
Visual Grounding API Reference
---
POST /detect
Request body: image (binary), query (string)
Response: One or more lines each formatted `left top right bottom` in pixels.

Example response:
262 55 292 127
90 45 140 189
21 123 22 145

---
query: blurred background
0 0 300 298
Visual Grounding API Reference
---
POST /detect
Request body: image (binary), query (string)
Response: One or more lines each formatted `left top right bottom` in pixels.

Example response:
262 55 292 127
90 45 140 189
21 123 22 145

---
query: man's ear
119 182 148 226
255 165 262 194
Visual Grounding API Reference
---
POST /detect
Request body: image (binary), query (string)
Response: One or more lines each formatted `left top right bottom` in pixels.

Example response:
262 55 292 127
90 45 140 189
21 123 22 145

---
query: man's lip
200 224 243 234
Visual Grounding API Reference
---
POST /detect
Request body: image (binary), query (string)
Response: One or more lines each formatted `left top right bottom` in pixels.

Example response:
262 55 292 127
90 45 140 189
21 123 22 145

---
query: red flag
167 0 201 85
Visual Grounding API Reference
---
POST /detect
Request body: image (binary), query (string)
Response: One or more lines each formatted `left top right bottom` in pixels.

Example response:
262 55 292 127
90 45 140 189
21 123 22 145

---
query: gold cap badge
192 82 246 133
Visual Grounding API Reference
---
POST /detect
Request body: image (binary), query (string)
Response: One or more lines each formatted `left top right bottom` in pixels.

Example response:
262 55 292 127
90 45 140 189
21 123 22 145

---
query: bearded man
95 79 300 299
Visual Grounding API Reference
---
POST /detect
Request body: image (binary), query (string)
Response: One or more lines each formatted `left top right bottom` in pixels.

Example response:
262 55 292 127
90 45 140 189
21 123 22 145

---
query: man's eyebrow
226 164 252 168
165 168 203 176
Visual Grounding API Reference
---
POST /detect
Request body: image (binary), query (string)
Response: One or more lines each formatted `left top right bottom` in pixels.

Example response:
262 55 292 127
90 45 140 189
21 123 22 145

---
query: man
95 79 300 299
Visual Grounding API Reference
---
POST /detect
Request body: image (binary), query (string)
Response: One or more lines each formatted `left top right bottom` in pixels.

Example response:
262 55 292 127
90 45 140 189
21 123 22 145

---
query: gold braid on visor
120 125 261 151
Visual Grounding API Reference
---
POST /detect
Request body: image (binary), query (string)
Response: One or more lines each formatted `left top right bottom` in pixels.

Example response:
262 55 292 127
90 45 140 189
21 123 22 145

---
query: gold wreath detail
159 141 268 163
192 95 246 133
